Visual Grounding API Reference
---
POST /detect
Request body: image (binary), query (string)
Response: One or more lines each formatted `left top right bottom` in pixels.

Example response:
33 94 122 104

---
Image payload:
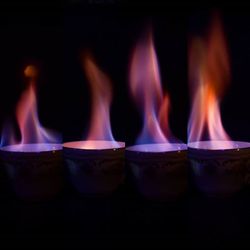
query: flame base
63 140 125 196
126 143 188 201
0 143 63 201
188 141 250 197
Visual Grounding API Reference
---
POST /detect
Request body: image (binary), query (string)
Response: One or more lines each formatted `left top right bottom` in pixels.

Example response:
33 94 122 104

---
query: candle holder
0 143 63 201
63 140 125 196
126 143 188 201
188 141 250 197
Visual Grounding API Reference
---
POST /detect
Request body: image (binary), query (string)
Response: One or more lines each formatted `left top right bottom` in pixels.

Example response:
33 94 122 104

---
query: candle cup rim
125 143 187 163
126 142 187 153
188 140 250 151
63 140 125 151
0 143 62 153
188 140 250 160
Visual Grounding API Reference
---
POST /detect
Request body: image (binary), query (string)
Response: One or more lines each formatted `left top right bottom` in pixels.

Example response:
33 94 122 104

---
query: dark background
0 0 250 249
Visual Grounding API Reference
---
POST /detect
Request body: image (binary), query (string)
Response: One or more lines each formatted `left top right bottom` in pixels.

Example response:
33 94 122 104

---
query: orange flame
83 53 116 144
16 65 59 144
158 93 172 139
188 14 232 144
1 65 59 146
129 30 173 144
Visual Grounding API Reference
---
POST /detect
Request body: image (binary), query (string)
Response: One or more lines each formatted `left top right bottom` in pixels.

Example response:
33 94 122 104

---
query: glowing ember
129 30 174 144
188 14 233 148
83 53 119 148
1 65 60 148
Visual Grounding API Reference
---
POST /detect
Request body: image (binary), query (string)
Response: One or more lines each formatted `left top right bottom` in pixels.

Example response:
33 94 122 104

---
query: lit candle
188 14 250 197
63 54 125 196
126 29 187 201
0 65 62 201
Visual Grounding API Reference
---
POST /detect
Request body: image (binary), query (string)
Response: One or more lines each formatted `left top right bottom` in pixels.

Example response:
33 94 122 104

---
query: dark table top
0 183 249 249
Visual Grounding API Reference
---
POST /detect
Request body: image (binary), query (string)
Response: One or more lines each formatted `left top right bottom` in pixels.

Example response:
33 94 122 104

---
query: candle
64 54 125 196
126 28 188 200
187 14 250 196
0 65 63 201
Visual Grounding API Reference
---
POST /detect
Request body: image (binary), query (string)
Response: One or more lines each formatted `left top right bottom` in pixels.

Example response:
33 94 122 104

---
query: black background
0 0 250 249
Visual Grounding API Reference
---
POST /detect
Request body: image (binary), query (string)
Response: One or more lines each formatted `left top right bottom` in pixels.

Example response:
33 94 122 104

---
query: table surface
0 182 249 249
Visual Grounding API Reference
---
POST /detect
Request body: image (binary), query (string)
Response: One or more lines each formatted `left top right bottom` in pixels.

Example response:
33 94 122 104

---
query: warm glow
188 14 232 146
83 53 117 146
24 65 39 79
129 30 173 144
1 65 59 146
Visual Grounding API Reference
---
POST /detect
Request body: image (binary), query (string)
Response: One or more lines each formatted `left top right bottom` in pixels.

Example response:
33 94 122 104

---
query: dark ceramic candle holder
126 143 188 201
0 143 63 201
63 140 125 196
188 141 250 197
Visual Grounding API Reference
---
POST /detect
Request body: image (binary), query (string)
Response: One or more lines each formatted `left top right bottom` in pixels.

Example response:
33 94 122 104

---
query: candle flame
188 14 232 147
83 53 118 146
1 65 60 146
129 30 174 144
